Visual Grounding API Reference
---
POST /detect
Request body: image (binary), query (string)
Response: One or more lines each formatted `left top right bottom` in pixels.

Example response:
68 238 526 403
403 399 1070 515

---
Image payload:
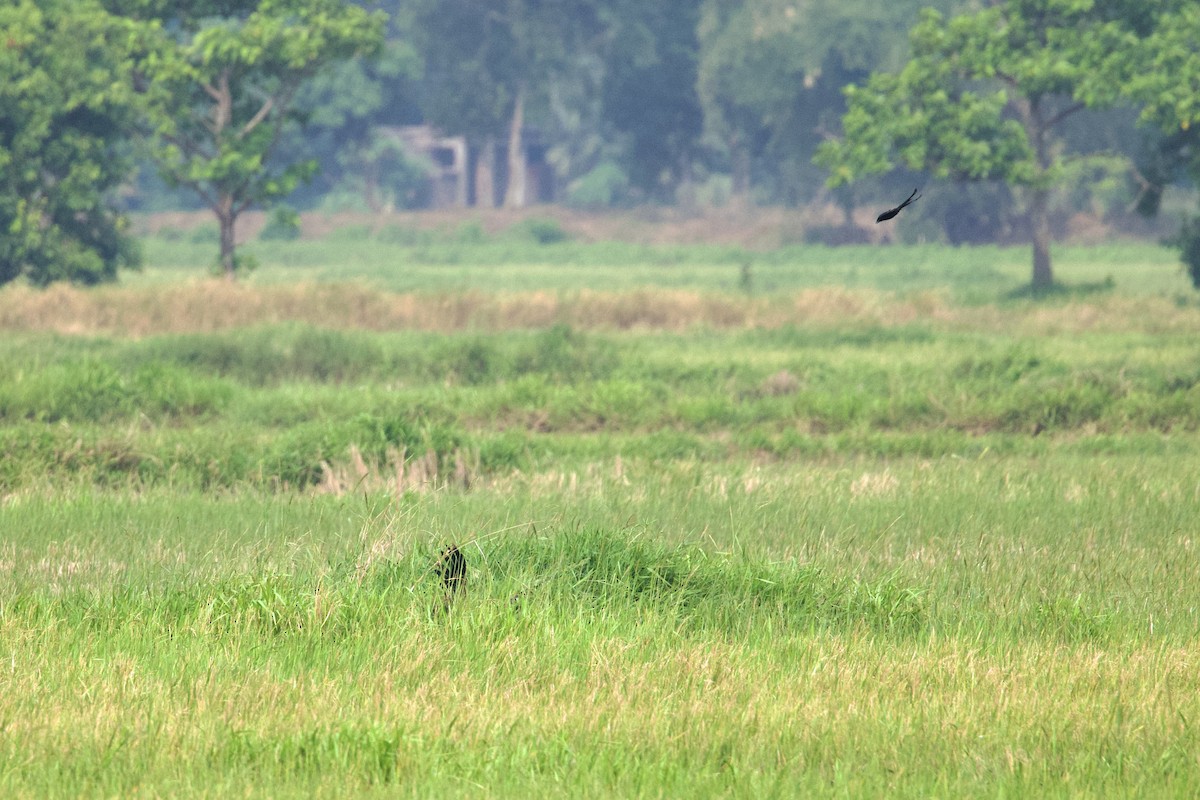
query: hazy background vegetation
5 0 1200 287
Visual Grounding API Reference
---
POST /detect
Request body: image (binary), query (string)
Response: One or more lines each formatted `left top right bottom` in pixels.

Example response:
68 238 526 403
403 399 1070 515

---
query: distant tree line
1 0 1198 287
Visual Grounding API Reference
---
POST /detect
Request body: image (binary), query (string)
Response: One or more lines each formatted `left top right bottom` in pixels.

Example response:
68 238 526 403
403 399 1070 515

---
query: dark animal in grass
435 544 467 615
875 188 921 223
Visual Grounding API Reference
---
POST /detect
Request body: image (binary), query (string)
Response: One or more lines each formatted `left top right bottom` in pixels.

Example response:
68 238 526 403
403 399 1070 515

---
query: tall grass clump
463 525 927 635
4 518 927 644
108 323 619 387
0 360 232 423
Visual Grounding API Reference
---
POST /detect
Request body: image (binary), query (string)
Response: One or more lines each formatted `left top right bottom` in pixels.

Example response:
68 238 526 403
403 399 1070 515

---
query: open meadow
2 224 1200 796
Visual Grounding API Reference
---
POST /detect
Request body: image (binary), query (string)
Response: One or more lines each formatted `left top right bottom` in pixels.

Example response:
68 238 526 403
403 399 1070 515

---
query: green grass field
134 224 1186 298
2 230 1200 796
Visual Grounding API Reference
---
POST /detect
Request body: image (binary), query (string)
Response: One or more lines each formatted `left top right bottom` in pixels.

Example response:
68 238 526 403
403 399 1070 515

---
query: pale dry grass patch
758 369 802 397
350 635 1196 776
850 469 902 499
0 541 129 591
8 281 1198 337
316 445 480 497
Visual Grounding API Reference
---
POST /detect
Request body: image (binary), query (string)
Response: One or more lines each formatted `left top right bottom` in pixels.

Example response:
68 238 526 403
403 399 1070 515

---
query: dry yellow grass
2 281 1199 337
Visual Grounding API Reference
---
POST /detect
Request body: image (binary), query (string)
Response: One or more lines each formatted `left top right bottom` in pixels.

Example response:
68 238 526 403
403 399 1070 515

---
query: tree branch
238 97 275 140
204 69 232 137
231 80 305 214
1045 100 1086 129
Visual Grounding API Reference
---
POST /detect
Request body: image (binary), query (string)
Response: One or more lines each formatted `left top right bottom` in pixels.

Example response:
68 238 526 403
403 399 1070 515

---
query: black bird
876 188 921 223
436 544 467 594
433 544 468 616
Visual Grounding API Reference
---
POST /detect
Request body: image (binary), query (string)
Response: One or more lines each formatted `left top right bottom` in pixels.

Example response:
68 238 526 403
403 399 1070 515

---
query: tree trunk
216 196 238 282
474 137 496 209
504 85 527 209
1015 94 1058 292
1030 186 1053 291
362 156 382 213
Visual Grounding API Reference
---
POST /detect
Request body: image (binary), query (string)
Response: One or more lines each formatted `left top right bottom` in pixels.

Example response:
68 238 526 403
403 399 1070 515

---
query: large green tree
816 0 1131 290
129 0 384 279
0 0 142 285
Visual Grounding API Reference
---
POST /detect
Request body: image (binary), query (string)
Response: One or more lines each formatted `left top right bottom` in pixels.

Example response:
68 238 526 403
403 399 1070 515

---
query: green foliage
0 0 142 286
317 130 436 212
133 234 1186 299
2 305 1200 491
0 359 232 423
816 0 1145 288
506 526 925 633
4 239 1200 793
698 0 962 204
258 206 301 241
1097 2 1200 133
2 459 1198 793
1082 3 1200 288
1171 216 1200 290
565 163 632 209
412 0 601 143
133 0 385 277
508 218 571 245
111 324 617 389
282 37 423 209
601 0 705 200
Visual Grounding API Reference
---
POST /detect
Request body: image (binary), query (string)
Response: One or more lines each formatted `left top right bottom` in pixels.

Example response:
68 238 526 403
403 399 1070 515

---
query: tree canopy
0 0 143 285
698 0 959 206
1105 2 1200 285
4 0 1200 288
132 0 384 279
413 0 606 208
601 0 705 202
816 0 1143 290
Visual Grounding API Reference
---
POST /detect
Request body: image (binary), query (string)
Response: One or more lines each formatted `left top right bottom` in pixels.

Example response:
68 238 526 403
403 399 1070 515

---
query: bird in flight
876 188 921 223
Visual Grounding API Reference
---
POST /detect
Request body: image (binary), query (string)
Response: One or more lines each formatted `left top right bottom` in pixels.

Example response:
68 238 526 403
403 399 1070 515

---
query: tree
600 0 705 202
414 0 604 208
0 0 142 286
1081 2 1200 287
816 0 1127 291
132 0 384 279
282 38 424 211
697 0 961 207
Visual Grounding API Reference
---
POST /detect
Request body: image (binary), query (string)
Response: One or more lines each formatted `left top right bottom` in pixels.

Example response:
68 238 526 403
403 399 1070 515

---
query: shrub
452 221 487 244
259 206 302 241
511 324 615 379
510 217 571 245
565 162 630 209
1171 214 1200 289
